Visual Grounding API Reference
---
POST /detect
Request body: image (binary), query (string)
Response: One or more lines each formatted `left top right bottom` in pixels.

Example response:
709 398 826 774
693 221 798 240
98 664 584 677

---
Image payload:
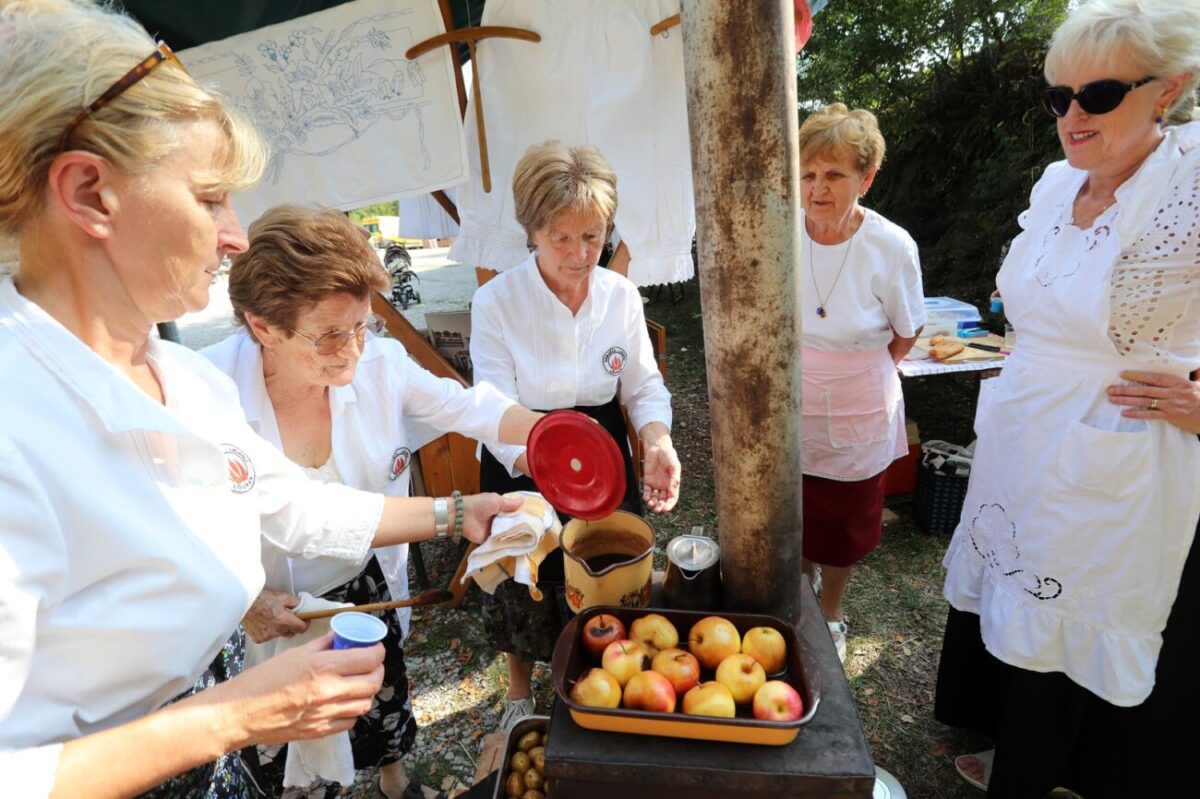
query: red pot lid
526 410 625 520
796 0 813 52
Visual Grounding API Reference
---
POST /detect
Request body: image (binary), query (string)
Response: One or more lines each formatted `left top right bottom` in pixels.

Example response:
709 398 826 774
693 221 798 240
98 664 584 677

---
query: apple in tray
687 616 742 670
715 653 767 704
570 667 623 709
741 625 788 675
622 670 677 713
600 639 649 687
628 612 679 657
752 680 805 721
681 681 736 719
650 647 701 695
580 613 627 661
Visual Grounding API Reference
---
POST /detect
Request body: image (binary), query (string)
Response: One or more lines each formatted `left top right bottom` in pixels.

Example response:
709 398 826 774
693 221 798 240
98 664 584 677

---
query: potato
524 767 545 791
517 729 541 752
522 792 546 799
510 751 531 774
532 751 546 773
506 770 526 798
527 745 544 762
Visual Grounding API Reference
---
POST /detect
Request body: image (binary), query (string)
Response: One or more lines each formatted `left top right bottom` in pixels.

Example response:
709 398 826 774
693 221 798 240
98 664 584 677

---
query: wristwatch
433 497 450 538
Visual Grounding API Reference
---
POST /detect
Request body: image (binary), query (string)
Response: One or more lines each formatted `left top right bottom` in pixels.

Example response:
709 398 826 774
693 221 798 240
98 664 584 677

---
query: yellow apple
714 653 766 703
752 680 804 721
629 613 679 657
687 616 741 670
651 647 701 695
569 667 622 708
600 639 648 687
622 669 677 713
681 681 736 718
741 626 788 674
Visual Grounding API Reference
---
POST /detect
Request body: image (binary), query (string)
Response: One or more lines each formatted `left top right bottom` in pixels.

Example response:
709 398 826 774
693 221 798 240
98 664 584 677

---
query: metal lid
666 534 720 571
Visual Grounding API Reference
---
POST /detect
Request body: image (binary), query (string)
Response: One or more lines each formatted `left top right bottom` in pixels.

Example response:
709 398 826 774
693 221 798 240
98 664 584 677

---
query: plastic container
914 463 969 535
553 606 821 746
924 296 982 330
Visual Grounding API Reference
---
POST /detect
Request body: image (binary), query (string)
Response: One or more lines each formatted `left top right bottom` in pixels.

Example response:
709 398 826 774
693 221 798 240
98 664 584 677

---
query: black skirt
479 396 643 662
934 521 1200 798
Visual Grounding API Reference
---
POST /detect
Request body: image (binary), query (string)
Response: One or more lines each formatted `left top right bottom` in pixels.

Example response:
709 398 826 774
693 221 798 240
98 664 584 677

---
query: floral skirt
256 556 416 796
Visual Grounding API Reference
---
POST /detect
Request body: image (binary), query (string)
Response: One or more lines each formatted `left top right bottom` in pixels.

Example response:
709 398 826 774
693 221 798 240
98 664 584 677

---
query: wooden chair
625 318 669 488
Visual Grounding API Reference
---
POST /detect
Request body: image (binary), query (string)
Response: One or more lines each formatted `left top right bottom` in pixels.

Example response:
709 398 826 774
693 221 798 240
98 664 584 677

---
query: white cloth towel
270 593 357 789
462 492 562 600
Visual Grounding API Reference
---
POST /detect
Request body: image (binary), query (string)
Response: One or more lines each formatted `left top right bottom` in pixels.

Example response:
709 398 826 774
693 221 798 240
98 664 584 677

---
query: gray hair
1045 0 1200 117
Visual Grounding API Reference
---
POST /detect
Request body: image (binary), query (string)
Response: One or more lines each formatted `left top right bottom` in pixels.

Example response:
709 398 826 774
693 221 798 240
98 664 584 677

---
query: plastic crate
914 461 969 535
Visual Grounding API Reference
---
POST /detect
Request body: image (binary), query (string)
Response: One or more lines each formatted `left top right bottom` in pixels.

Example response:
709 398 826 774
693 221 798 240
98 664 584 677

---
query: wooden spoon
295 588 453 621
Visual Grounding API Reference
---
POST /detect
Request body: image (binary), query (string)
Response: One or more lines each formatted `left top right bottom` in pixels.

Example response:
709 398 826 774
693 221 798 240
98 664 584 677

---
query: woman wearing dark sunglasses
202 205 542 799
934 1 1200 797
0 3 524 797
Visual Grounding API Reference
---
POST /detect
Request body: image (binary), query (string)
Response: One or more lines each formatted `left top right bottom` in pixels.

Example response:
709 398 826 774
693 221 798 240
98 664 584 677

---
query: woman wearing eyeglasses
934 1 1200 796
0 4 523 797
201 205 541 799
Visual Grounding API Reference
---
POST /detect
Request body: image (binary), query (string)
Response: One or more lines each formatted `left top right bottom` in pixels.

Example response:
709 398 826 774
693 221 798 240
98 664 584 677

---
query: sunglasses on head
1041 76 1157 118
59 41 188 153
292 314 386 356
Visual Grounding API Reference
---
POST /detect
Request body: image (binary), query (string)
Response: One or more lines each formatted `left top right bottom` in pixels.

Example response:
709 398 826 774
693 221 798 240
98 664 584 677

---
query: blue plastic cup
989 297 1003 314
330 611 388 650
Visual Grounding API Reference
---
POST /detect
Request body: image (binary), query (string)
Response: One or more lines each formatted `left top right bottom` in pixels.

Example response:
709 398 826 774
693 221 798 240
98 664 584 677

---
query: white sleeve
469 291 527 476
616 283 673 434
396 351 516 449
877 232 927 338
0 439 66 795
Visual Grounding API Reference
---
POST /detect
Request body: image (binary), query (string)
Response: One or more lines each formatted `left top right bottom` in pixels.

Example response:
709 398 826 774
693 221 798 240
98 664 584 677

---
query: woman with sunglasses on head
934 2 1200 796
201 205 541 799
0 3 523 797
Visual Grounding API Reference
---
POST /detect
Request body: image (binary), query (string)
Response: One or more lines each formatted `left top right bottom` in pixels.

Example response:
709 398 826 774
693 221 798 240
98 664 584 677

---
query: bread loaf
929 341 965 361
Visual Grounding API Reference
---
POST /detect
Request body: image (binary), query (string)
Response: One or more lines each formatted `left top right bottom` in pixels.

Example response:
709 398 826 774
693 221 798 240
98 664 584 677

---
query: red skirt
802 472 886 567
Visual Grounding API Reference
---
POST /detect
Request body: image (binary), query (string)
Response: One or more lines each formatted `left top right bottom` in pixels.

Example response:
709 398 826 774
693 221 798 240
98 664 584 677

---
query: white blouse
470 253 672 473
799 208 927 351
0 280 383 794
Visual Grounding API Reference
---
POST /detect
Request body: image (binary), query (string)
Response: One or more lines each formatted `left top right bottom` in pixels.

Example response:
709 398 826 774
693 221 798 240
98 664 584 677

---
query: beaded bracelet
450 490 464 543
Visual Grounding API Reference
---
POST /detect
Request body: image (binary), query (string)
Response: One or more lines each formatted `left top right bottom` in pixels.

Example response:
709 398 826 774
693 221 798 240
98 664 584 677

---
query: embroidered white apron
942 200 1200 706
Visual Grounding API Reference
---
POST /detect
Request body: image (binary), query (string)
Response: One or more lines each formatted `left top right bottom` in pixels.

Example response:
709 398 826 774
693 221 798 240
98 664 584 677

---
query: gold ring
1150 398 1159 411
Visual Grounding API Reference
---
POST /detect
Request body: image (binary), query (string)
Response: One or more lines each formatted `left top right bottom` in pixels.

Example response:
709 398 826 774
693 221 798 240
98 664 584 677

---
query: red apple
714 653 766 704
650 647 701 695
581 613 627 661
687 616 741 670
752 680 804 721
569 667 623 708
622 670 677 713
741 626 788 674
629 613 679 657
601 639 648 687
681 681 736 718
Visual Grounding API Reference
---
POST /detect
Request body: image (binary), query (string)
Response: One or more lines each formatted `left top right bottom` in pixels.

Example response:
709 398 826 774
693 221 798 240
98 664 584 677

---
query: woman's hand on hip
1108 370 1200 434
242 588 308 644
459 492 525 544
211 633 384 747
641 435 681 514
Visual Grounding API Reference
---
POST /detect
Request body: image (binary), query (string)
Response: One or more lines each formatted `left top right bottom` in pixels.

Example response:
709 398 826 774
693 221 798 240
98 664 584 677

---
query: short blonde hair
228 205 390 341
1045 0 1200 115
0 0 267 242
798 103 886 176
512 141 617 238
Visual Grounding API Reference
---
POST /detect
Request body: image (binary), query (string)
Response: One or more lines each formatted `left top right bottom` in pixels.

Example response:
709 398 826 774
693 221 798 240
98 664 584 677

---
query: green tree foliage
348 201 399 223
798 0 1069 304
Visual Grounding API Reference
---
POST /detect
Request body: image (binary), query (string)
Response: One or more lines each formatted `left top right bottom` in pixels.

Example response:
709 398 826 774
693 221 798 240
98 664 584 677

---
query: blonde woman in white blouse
470 141 681 729
936 2 1200 796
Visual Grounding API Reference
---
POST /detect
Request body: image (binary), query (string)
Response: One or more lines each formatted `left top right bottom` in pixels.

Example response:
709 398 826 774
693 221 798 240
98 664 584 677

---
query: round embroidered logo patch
602 346 627 376
222 444 255 493
389 447 411 481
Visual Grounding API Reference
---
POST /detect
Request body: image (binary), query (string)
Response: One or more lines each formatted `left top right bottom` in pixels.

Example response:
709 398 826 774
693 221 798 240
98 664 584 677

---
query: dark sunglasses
1042 76 1156 118
293 315 386 356
59 41 188 153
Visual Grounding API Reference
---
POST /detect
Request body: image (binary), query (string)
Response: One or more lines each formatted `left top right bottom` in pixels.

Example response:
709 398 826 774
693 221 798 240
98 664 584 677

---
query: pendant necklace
808 229 853 318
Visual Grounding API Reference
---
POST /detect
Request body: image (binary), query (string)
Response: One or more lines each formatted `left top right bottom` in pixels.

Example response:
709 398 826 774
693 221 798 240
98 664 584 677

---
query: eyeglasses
58 40 188 153
1042 76 1157 118
292 315 386 355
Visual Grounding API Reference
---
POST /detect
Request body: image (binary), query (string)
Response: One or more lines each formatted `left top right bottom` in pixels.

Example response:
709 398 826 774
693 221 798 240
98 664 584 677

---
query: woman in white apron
798 104 927 664
203 205 542 799
935 2 1200 795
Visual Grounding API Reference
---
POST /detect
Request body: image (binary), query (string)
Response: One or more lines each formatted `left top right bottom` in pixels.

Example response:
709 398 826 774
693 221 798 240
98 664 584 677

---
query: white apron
801 346 906 481
942 194 1200 706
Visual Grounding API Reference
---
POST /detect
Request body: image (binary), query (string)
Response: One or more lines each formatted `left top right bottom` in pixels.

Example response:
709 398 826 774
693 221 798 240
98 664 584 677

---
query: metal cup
663 534 722 610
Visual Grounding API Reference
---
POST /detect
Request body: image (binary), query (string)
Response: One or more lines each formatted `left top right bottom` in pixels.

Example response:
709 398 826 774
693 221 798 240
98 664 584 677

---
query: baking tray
491 714 551 799
552 606 820 745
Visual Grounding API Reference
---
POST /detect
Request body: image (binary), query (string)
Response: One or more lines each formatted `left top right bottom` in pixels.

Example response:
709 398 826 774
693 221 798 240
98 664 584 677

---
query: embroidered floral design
968 502 1063 601
1034 222 1111 287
